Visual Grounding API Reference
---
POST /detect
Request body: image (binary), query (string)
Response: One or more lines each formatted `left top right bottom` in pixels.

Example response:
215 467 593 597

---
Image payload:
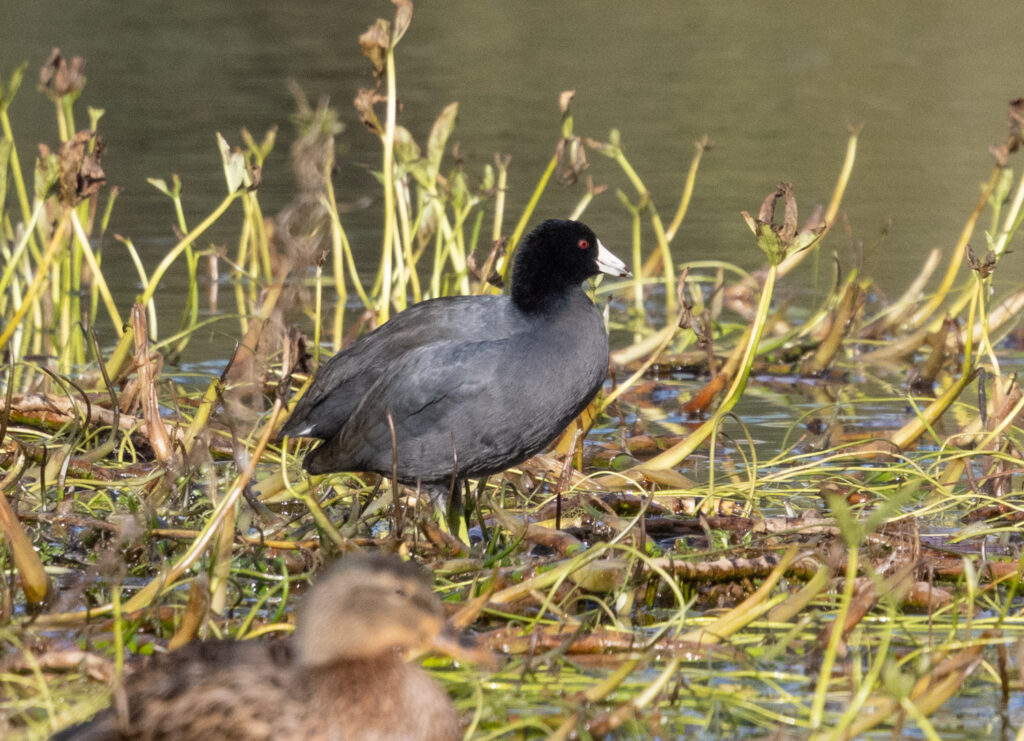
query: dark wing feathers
304 330 603 484
280 295 512 440
304 339 498 480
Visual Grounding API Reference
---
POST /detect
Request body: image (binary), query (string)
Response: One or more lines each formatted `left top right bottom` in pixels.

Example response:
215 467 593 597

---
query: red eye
577 238 590 250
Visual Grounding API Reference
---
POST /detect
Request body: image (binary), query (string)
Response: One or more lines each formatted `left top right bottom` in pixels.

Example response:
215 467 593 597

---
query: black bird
279 219 630 489
52 553 484 741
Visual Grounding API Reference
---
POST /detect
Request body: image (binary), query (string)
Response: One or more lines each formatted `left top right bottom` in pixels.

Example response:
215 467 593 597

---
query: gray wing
279 296 514 440
304 337 561 483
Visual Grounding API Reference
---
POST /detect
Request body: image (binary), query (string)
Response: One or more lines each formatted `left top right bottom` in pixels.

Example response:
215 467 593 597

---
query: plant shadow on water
3 4 1024 740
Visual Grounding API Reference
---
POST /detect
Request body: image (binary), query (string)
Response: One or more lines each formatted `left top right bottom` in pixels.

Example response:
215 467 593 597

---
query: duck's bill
430 623 498 669
595 240 632 278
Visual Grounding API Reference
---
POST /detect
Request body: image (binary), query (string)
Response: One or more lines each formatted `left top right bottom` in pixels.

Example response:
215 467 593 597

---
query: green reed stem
811 542 857 728
910 167 999 329
963 287 977 375
170 244 200 355
400 179 422 302
492 156 509 247
623 192 644 315
429 224 444 297
61 95 76 140
636 262 777 471
612 147 675 314
376 45 399 322
0 214 69 355
826 602 895 739
61 236 80 369
140 190 242 306
502 152 558 280
935 168 1024 332
776 130 858 279
664 136 710 242
53 99 68 143
0 102 35 232
314 261 324 365
236 204 252 278
119 236 157 338
233 276 248 337
0 200 43 313
567 188 596 221
247 191 272 283
70 210 123 332
326 191 369 310
111 579 124 679
450 200 472 294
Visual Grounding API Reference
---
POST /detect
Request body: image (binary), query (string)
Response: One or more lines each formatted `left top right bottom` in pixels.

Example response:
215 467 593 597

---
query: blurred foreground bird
53 552 488 741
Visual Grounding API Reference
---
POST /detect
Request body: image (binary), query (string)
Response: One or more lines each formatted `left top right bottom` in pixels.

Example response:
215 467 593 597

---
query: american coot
53 553 477 741
280 219 629 488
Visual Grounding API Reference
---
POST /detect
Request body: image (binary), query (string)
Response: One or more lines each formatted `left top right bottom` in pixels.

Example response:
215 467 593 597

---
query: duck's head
295 552 481 669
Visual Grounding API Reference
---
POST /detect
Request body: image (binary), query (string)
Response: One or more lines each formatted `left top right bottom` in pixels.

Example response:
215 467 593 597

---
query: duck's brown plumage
52 554 467 741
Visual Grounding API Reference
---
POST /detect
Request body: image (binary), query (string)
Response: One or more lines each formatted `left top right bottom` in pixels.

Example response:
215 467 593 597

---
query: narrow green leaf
0 62 28 113
148 177 172 198
34 150 60 201
426 102 458 179
217 132 248 193
0 139 12 209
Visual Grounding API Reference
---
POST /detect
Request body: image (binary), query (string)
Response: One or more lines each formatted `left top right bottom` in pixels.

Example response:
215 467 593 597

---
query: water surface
5 1 1024 308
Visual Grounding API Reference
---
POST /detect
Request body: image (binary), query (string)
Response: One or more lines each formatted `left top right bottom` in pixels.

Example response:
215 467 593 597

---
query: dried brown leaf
780 181 798 244
38 48 85 99
354 88 385 135
58 129 106 206
392 0 413 44
559 89 576 115
1009 97 1024 151
359 19 391 75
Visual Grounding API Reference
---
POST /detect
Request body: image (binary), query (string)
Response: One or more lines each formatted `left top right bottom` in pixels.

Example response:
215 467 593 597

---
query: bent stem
810 541 858 729
663 135 711 243
501 152 558 281
910 166 1000 329
934 167 1024 333
70 209 123 333
140 190 243 306
634 262 778 472
776 129 858 279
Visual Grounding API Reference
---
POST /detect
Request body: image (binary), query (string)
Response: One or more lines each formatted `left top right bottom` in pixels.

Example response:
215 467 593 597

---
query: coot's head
511 219 630 311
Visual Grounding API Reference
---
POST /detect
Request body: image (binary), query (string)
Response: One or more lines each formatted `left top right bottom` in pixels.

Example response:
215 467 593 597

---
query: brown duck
53 553 482 740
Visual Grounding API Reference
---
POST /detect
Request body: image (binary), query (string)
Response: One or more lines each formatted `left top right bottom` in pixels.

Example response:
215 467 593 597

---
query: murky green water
5 0 1024 308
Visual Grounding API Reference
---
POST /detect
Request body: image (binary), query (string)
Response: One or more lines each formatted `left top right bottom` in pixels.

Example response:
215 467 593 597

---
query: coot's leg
445 478 463 535
472 478 490 544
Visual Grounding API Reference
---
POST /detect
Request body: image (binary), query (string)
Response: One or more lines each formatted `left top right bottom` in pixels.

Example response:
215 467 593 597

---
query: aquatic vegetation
2 3 1024 739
